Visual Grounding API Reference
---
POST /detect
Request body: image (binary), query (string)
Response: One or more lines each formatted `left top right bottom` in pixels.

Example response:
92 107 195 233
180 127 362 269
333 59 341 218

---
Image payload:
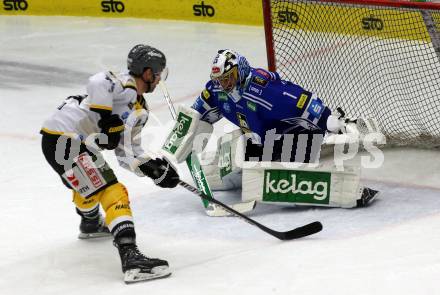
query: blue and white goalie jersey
191 68 332 145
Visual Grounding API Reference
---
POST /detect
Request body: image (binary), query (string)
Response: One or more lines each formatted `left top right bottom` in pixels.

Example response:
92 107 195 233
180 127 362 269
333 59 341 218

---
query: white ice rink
0 15 439 295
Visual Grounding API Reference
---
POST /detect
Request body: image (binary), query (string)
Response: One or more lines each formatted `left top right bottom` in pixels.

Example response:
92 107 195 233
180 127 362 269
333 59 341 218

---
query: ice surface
0 15 439 295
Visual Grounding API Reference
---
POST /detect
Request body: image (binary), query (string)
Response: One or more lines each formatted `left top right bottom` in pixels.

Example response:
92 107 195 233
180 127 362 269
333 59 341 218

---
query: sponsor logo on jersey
236 112 251 133
263 170 331 204
162 112 192 154
202 89 210 100
218 92 228 101
362 16 384 31
249 85 262 95
277 8 299 24
251 76 268 88
247 101 257 112
193 1 215 17
3 0 28 11
255 69 271 79
296 92 310 109
101 0 125 13
223 102 231 113
308 99 324 118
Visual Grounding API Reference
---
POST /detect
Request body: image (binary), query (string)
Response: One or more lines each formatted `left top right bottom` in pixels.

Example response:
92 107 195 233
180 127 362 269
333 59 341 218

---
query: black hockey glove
97 114 124 150
139 158 180 188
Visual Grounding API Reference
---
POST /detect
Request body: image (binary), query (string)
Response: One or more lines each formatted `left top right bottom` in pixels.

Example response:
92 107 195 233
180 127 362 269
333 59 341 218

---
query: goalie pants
40 132 135 240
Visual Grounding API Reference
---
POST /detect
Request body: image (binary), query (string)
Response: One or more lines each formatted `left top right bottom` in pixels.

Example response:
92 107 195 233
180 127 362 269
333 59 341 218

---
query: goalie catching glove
326 107 382 142
139 158 180 188
326 107 359 135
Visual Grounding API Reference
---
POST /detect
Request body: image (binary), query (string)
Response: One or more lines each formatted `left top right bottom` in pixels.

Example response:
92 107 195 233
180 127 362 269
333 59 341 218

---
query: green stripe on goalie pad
242 162 361 208
161 105 213 164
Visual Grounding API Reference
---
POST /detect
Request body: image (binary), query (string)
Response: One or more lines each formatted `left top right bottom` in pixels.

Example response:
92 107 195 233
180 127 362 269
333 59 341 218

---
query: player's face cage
212 66 238 93
154 66 169 81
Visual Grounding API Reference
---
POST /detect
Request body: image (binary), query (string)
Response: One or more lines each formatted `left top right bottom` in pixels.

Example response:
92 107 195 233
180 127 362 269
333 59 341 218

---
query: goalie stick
159 81 257 217
179 180 323 240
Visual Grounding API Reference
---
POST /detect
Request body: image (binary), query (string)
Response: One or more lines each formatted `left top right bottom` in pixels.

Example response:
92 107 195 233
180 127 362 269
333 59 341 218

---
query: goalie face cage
263 0 440 148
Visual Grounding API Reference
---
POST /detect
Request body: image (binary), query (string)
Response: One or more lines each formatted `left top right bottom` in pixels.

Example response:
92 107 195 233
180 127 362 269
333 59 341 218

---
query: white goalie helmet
210 49 250 93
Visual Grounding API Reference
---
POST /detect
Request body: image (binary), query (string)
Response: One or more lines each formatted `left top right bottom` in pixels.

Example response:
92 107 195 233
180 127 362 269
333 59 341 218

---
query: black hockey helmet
127 44 167 78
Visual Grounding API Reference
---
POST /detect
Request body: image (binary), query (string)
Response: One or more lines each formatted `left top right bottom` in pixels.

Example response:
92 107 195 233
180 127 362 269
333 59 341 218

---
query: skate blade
124 266 172 284
78 231 112 239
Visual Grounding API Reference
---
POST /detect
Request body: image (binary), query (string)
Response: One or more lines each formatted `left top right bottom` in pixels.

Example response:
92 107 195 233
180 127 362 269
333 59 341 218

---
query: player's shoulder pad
121 72 137 92
87 71 118 94
199 80 217 102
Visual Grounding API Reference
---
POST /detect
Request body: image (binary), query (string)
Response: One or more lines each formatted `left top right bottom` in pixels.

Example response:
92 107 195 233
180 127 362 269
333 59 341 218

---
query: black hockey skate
78 213 111 239
115 237 171 284
356 187 379 207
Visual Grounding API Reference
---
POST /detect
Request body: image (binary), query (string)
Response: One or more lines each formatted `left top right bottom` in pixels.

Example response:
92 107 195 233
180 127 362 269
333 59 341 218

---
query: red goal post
262 0 440 148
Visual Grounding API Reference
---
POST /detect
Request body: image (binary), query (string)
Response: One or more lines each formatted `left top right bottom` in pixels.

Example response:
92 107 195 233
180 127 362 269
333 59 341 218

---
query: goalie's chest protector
216 89 265 141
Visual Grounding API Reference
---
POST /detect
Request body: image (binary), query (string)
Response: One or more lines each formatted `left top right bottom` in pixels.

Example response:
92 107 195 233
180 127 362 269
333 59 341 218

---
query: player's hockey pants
40 132 136 240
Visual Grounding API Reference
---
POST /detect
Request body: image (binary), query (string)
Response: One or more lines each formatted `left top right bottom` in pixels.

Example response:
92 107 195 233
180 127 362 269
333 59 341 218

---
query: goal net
263 0 440 148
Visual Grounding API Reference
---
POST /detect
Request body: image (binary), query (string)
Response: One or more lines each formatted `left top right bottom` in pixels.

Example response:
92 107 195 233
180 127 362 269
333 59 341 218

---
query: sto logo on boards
277 8 299 24
362 16 384 31
193 1 215 17
101 0 125 13
3 0 28 11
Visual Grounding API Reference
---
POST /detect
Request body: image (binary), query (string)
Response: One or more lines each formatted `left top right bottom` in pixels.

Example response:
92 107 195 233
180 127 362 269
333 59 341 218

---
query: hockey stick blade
279 221 323 240
179 180 323 240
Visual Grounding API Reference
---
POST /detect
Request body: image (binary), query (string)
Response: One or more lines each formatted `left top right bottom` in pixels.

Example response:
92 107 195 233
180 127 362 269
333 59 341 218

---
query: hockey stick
179 180 323 240
158 81 256 217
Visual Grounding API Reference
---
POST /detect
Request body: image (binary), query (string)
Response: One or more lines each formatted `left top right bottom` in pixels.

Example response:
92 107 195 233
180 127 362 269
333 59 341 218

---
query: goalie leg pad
161 105 213 163
242 162 362 208
199 151 224 190
201 129 245 191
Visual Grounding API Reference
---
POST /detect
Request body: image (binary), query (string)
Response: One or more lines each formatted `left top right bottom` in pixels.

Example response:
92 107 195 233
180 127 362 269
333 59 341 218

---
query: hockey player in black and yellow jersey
40 44 179 283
